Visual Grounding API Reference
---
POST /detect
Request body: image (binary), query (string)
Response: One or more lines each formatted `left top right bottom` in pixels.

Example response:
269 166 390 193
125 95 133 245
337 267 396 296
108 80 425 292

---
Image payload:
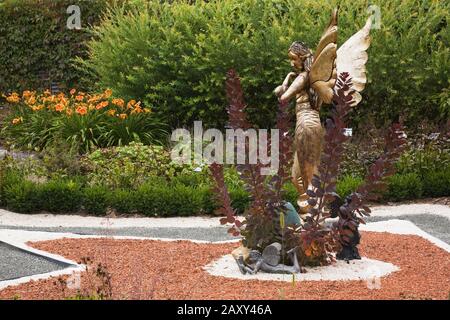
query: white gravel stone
0 203 448 230
360 219 450 252
367 204 450 219
0 209 222 229
204 254 399 282
203 219 450 282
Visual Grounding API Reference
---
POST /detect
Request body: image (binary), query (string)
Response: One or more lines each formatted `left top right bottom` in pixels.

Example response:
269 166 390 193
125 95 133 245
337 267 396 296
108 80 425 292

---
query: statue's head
288 41 313 73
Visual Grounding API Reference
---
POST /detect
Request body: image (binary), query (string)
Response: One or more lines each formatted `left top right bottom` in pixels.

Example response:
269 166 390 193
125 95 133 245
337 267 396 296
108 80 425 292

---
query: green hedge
83 185 109 215
3 180 43 213
335 170 450 203
0 0 111 92
422 169 450 198
39 179 83 213
385 173 423 202
80 0 450 129
108 189 136 214
2 0 447 128
1 169 449 215
337 175 364 199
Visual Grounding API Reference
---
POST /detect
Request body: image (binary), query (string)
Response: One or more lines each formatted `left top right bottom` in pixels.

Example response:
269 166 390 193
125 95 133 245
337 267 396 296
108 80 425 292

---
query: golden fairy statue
274 8 372 216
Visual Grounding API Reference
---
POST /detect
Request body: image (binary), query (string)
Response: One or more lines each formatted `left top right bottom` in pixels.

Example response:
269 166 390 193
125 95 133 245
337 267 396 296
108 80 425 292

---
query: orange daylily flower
95 101 109 110
119 113 127 120
127 100 136 109
12 117 23 125
59 97 69 106
104 89 113 99
131 106 143 114
22 91 33 98
6 93 20 103
75 95 84 102
112 98 125 108
31 105 44 111
76 106 88 116
107 109 116 116
55 104 65 112
26 96 36 105
87 97 98 104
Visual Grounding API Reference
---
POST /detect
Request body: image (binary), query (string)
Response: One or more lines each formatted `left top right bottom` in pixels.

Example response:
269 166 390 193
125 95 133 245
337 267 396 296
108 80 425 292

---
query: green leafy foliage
422 169 450 198
385 173 423 202
3 180 42 213
135 180 203 217
228 186 250 215
340 127 450 200
2 90 167 154
396 141 450 177
0 0 113 93
83 185 109 215
81 142 190 189
39 179 83 213
109 189 137 214
81 0 449 129
431 168 450 197
336 175 364 199
281 182 299 208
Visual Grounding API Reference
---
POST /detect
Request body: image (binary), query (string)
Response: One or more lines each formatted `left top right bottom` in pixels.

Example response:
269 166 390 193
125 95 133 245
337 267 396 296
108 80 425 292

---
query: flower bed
1 89 166 153
0 232 448 300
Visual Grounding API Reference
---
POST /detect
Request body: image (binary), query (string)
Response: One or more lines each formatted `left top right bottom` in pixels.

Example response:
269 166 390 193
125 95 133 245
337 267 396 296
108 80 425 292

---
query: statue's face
288 51 304 72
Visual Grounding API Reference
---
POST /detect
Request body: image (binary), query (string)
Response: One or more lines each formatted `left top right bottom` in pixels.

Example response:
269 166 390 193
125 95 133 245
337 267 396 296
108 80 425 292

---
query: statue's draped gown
292 75 323 212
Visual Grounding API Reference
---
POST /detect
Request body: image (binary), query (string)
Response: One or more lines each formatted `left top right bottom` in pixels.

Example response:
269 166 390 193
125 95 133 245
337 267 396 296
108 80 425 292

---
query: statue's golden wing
336 17 372 106
309 8 338 107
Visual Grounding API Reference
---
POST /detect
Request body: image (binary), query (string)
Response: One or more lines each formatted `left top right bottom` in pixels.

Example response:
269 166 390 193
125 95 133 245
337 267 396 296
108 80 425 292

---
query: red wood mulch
0 232 449 300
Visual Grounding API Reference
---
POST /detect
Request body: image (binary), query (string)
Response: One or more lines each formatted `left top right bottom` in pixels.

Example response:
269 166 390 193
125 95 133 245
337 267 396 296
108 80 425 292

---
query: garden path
0 203 448 287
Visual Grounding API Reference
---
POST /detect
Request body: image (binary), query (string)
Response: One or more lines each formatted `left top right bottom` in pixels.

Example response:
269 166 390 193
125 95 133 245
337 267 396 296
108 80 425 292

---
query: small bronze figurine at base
233 243 301 275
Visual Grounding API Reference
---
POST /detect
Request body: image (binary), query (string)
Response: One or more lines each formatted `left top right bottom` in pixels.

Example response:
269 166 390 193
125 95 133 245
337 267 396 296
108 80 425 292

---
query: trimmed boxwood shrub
40 179 83 213
385 173 423 202
4 180 43 213
135 181 203 217
422 169 450 198
109 189 137 214
229 186 250 215
134 177 167 216
83 185 109 216
337 175 365 199
198 185 219 215
0 168 23 207
1 166 446 216
166 184 203 217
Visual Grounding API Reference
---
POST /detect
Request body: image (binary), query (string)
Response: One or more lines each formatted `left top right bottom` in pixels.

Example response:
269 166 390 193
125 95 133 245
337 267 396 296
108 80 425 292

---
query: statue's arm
279 73 307 104
275 72 297 97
